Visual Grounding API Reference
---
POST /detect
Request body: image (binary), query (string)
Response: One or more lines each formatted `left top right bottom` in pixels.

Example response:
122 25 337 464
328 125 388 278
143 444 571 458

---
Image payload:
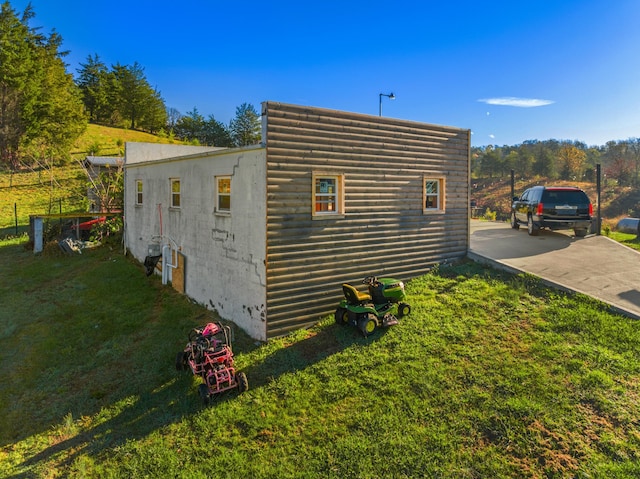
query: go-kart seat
342 283 371 304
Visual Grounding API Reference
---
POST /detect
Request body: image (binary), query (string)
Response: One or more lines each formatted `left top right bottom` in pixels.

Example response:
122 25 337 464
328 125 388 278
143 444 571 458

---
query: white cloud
489 134 495 139
478 97 554 108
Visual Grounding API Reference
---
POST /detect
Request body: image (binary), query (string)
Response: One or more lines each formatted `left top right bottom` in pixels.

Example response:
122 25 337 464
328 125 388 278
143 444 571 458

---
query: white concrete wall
124 143 268 340
125 142 226 165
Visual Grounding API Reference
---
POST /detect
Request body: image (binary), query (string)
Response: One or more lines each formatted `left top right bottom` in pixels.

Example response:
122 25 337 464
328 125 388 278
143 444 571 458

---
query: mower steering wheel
362 276 377 285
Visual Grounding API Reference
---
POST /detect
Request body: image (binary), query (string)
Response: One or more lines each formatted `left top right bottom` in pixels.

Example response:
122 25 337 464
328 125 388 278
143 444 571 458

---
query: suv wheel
574 228 588 237
527 215 539 236
510 212 519 230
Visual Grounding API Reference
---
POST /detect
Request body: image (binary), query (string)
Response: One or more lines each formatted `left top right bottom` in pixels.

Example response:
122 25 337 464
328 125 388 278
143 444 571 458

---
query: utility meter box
148 243 162 257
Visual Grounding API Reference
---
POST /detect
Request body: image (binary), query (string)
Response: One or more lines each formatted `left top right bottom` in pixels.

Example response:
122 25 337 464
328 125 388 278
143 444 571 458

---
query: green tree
0 2 32 169
229 103 261 147
534 147 557 178
108 62 166 131
76 54 109 122
202 115 233 147
0 2 86 169
137 87 167 133
479 146 500 178
174 107 205 142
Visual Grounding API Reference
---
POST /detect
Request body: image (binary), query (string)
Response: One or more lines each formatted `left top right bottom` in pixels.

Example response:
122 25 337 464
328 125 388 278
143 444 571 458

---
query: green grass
0 163 88 235
607 231 640 252
1 124 183 237
1 240 640 478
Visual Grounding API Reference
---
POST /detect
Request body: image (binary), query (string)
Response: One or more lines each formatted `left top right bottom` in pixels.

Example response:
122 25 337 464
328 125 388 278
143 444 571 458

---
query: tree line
0 1 260 170
472 138 640 187
2 1 638 184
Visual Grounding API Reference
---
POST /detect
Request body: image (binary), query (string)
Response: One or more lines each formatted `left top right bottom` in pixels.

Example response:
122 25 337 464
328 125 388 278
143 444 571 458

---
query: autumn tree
558 144 587 180
628 138 640 187
604 140 633 186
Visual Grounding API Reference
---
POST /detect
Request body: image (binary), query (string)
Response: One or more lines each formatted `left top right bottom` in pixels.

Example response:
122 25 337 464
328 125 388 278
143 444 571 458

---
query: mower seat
342 283 371 304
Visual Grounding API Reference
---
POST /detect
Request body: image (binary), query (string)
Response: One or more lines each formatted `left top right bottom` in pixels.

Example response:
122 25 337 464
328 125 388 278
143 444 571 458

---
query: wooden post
596 164 601 235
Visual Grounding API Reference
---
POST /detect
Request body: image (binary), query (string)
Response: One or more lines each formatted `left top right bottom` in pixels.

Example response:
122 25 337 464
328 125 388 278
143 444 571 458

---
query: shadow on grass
242 321 378 390
14 374 197 475
10 316 378 476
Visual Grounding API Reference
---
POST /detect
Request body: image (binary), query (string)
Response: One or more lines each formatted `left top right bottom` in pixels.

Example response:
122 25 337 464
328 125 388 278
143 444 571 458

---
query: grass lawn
607 231 640 252
1 240 640 478
0 164 88 236
0 124 183 238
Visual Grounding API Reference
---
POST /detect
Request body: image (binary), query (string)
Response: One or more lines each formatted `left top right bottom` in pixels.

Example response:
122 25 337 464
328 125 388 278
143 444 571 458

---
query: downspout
162 244 171 285
122 163 127 255
467 128 472 255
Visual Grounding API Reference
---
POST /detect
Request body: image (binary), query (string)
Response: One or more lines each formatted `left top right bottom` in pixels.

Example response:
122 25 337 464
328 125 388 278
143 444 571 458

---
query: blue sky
9 0 640 147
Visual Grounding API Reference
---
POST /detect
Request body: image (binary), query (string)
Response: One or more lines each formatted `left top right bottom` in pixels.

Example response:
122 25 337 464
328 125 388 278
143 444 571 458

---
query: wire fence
1 189 91 233
1 165 88 235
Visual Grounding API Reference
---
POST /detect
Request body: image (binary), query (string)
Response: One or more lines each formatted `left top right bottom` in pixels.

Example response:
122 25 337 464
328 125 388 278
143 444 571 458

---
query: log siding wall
263 102 470 338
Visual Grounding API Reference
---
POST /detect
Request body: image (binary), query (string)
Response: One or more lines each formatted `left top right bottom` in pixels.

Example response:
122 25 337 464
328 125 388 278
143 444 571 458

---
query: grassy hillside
70 123 181 158
0 125 182 236
1 242 639 477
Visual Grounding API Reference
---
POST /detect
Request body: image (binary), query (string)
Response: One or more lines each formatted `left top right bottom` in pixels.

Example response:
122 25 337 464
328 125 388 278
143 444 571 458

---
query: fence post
596 164 601 235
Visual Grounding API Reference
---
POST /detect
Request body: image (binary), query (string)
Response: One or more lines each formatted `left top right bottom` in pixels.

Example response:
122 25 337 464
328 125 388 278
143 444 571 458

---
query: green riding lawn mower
335 275 411 337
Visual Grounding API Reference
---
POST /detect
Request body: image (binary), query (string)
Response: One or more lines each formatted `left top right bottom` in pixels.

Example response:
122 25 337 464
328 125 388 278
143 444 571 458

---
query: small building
123 102 470 340
83 156 125 212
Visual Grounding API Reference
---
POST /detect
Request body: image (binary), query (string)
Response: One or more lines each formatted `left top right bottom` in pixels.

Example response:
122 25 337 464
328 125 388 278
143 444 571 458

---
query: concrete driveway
468 219 640 319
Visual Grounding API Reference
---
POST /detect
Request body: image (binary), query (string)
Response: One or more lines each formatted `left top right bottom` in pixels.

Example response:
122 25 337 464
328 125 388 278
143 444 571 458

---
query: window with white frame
170 178 181 208
313 173 344 216
135 180 143 205
216 176 231 213
423 177 445 213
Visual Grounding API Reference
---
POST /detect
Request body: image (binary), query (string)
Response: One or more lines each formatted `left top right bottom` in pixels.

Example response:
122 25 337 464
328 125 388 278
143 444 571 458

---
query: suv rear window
541 190 588 203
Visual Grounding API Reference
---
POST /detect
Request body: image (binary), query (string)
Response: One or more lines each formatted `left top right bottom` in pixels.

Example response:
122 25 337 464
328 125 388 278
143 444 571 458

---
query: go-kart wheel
358 314 378 337
237 372 249 393
175 351 187 371
397 303 411 318
198 383 210 405
335 307 349 326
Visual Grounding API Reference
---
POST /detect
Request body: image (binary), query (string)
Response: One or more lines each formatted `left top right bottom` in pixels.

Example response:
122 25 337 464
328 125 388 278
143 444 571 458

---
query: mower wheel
397 303 411 318
358 313 378 337
198 383 210 405
237 371 249 393
335 307 350 326
175 351 187 371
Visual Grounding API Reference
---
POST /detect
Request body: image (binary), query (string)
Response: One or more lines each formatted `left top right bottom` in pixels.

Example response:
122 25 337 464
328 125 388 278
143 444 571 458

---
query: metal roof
84 156 124 166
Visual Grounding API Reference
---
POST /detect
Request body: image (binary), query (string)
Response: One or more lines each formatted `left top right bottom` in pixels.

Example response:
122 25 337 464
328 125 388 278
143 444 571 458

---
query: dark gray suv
511 186 593 237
